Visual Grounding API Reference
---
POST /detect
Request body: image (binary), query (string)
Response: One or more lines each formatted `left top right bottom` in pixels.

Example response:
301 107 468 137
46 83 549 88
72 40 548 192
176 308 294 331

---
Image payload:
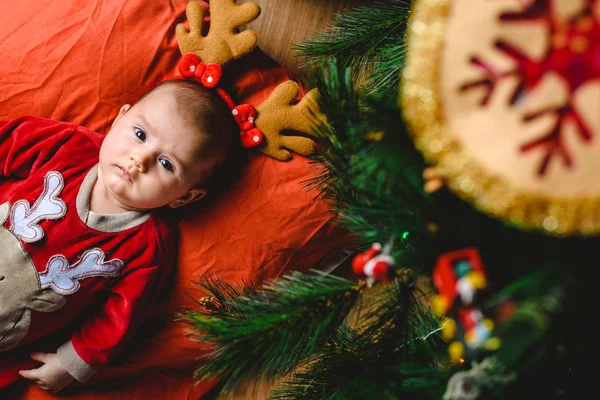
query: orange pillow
0 0 350 399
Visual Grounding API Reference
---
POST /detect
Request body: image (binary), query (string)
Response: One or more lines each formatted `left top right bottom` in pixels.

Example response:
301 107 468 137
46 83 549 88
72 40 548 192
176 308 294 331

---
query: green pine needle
272 275 448 399
180 271 361 394
305 59 435 270
296 0 411 96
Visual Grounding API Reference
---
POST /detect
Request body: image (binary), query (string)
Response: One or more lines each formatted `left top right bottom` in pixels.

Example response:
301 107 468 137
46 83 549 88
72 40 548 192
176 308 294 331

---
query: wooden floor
245 0 369 75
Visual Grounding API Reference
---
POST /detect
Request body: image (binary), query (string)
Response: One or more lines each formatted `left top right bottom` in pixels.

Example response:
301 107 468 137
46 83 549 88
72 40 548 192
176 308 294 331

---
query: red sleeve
56 224 176 382
0 116 79 179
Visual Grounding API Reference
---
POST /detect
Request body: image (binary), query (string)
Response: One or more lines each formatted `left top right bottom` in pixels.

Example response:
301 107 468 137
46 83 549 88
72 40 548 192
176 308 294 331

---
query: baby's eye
134 127 146 142
159 158 174 172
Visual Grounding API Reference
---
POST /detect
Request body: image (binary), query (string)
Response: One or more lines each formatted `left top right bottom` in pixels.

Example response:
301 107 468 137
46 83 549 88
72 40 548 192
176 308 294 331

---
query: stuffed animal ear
176 0 260 65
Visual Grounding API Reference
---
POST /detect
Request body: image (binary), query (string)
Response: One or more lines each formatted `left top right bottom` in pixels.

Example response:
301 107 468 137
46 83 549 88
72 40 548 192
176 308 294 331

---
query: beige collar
77 165 151 232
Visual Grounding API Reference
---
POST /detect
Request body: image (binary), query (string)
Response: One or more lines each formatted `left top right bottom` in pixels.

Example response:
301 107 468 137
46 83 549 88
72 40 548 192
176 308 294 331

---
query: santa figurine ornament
352 242 395 287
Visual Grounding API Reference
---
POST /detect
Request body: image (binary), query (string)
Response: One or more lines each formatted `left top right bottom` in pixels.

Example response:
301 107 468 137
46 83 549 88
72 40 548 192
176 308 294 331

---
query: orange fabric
0 0 350 399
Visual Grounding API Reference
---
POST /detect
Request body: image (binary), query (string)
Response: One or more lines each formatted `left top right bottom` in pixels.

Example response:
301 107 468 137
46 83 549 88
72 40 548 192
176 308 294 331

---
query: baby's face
98 85 218 211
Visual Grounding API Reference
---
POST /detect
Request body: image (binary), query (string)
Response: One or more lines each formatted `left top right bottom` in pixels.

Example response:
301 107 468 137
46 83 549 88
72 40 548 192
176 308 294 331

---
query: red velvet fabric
0 0 350 398
0 117 176 388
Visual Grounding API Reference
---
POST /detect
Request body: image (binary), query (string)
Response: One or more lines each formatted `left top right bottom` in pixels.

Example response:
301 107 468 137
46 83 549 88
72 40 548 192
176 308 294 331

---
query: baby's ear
111 104 131 128
169 188 207 208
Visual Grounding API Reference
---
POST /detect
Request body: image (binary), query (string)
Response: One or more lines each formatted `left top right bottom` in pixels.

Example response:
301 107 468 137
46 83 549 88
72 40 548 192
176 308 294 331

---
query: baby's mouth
118 166 133 184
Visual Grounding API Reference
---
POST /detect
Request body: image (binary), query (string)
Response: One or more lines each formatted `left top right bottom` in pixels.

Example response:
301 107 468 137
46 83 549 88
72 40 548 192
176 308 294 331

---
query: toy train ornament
432 248 503 363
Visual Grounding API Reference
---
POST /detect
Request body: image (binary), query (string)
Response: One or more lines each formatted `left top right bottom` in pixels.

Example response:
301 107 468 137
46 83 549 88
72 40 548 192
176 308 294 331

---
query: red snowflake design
459 0 600 176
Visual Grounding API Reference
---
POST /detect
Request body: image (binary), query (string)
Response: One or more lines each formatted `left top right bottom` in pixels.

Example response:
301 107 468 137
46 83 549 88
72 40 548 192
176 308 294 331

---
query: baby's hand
18 352 75 393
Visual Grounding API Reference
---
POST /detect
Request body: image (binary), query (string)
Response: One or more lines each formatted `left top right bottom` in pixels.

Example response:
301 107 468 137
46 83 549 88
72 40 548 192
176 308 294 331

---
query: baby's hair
138 79 239 188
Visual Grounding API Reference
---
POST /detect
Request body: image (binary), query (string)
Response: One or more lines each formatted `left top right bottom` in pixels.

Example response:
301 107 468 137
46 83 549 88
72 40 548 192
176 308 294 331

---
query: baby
0 78 235 393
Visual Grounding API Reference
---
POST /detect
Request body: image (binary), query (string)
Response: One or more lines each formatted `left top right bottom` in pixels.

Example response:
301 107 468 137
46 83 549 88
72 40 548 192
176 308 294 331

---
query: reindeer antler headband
174 0 324 161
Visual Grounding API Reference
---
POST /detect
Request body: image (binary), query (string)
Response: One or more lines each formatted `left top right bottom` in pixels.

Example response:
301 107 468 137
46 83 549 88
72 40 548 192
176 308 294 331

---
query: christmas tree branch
305 59 435 270
296 0 411 96
272 272 450 399
180 271 361 394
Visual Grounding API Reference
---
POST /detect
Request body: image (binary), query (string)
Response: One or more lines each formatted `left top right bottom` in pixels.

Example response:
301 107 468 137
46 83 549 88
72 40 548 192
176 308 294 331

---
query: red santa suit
0 116 175 387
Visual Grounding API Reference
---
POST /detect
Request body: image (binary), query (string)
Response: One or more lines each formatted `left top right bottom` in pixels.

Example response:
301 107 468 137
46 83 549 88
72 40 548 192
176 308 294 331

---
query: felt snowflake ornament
402 0 600 236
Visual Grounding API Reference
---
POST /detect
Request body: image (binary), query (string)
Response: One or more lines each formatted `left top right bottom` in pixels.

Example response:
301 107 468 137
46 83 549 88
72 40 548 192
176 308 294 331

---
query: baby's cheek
156 177 182 197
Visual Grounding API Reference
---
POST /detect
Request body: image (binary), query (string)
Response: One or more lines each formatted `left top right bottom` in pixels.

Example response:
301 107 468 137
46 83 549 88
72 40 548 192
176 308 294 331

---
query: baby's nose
131 151 151 172
136 159 148 173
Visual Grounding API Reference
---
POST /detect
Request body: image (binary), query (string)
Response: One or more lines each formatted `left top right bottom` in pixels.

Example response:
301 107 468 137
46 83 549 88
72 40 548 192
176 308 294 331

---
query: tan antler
176 1 325 161
255 81 325 161
176 0 260 65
